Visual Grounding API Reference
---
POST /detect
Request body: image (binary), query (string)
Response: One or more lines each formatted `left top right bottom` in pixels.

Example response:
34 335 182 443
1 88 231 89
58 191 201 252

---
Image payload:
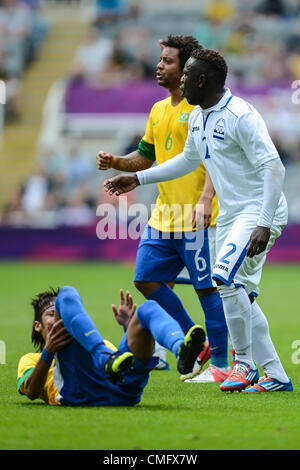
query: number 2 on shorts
219 243 237 265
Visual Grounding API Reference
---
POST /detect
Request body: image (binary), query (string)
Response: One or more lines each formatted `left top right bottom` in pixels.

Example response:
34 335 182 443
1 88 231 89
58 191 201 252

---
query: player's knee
215 281 243 299
136 300 156 329
195 286 217 298
59 286 79 298
58 286 81 305
212 276 225 287
134 281 148 295
134 281 161 297
56 286 82 317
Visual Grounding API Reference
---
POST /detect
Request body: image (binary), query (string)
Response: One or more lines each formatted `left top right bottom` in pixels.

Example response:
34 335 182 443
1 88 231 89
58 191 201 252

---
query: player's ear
198 73 206 89
34 321 42 333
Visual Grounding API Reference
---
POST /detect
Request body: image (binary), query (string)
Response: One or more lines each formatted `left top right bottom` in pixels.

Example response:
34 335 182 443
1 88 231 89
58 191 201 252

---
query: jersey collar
199 88 232 114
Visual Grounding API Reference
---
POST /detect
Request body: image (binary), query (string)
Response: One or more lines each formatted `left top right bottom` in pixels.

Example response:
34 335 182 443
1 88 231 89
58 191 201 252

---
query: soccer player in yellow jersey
17 286 205 406
97 36 230 383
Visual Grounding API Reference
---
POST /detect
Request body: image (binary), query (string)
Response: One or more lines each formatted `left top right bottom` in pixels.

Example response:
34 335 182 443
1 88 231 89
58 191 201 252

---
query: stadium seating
1 0 300 236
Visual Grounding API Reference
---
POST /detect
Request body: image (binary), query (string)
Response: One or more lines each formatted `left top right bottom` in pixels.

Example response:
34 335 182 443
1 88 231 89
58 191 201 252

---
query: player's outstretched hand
104 174 139 196
247 226 271 258
112 289 137 330
96 151 115 170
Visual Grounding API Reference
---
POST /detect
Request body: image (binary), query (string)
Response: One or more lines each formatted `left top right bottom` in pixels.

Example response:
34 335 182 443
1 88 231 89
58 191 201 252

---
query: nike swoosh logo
171 331 181 335
84 330 96 337
153 120 160 126
198 274 209 281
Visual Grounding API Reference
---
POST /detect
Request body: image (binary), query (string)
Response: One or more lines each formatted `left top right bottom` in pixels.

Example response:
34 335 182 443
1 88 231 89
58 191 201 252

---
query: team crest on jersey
213 119 225 140
179 112 190 124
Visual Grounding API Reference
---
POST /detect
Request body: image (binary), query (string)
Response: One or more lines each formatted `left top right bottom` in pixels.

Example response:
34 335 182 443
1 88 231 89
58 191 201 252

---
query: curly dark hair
161 35 202 70
31 287 60 352
190 48 228 89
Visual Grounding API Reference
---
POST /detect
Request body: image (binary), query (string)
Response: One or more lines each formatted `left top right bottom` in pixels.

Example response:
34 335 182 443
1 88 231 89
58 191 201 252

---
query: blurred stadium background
0 0 299 262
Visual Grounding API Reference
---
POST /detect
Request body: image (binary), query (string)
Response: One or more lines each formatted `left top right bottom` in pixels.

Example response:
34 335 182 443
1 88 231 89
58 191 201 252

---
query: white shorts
176 225 217 285
213 217 284 297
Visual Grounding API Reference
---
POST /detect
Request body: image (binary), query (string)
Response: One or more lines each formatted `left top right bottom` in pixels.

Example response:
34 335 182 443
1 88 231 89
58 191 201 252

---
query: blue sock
199 291 229 368
147 284 194 334
137 300 184 357
55 286 112 368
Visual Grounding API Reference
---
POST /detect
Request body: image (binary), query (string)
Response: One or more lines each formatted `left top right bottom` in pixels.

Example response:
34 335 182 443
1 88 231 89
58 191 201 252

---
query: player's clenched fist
96 151 116 170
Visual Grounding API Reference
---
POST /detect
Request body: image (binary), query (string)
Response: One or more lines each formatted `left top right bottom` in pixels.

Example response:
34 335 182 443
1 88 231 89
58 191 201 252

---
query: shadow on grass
12 401 195 411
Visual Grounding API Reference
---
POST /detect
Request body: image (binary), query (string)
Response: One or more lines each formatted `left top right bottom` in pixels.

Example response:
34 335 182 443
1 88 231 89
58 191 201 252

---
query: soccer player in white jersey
97 36 229 382
103 47 293 393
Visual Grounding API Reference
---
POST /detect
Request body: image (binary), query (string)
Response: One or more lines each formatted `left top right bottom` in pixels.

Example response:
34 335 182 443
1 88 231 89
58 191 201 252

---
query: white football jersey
183 89 288 226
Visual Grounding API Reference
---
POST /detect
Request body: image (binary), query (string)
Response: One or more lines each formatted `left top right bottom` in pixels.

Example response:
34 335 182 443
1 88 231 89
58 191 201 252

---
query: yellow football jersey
137 96 218 232
17 352 60 405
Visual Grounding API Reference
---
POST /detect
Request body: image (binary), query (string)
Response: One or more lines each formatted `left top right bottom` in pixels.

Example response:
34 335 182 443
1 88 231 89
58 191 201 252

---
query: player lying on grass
103 47 293 393
17 286 205 406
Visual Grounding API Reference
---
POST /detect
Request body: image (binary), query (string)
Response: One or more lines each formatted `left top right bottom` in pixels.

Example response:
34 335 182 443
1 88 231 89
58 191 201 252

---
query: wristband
41 347 54 365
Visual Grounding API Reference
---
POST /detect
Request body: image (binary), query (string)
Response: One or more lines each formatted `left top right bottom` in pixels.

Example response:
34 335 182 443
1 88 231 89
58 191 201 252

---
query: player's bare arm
97 150 153 172
192 171 215 229
23 320 72 400
104 174 140 197
112 289 137 330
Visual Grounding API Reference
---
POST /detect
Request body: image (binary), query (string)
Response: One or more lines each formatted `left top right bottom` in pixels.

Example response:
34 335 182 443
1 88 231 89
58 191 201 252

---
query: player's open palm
104 174 139 196
112 289 137 330
97 151 115 170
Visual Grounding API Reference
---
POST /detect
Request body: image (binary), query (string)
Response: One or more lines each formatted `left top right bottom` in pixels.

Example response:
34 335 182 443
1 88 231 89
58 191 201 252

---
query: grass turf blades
0 262 299 450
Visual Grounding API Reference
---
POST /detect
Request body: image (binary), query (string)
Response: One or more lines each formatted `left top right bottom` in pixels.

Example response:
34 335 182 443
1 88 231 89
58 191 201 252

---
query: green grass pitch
0 261 299 450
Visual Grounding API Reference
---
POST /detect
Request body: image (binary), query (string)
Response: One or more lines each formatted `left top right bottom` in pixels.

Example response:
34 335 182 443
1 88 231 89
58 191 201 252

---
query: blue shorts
54 334 157 407
134 225 214 290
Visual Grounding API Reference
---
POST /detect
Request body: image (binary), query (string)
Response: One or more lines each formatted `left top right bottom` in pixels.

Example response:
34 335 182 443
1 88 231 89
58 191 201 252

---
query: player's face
180 57 203 105
156 47 182 89
34 303 58 341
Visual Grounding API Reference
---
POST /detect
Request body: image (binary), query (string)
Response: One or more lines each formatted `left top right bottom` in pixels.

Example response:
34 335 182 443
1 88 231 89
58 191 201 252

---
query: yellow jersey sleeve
137 106 156 161
143 106 154 146
17 352 60 405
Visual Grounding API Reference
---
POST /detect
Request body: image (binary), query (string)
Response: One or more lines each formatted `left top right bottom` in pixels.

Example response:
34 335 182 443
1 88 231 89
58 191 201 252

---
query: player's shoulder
151 95 172 111
226 95 258 120
18 352 40 366
152 96 194 111
181 98 195 113
188 105 202 125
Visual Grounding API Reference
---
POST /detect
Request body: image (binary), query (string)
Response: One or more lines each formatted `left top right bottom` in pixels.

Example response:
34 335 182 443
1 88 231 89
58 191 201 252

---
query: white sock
218 285 255 369
251 301 289 383
154 341 167 361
